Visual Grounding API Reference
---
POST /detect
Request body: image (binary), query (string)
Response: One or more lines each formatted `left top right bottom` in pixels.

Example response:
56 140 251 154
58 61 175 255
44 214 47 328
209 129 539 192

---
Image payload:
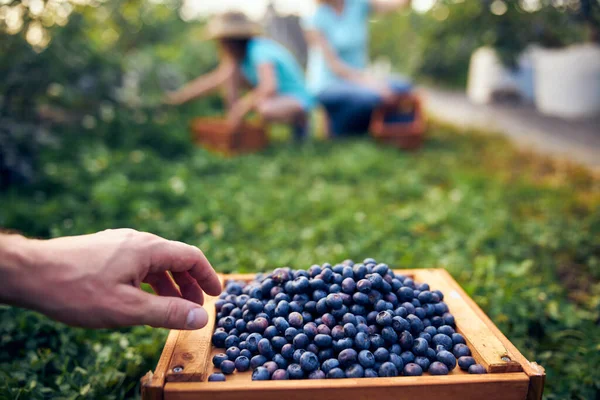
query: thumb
130 289 210 330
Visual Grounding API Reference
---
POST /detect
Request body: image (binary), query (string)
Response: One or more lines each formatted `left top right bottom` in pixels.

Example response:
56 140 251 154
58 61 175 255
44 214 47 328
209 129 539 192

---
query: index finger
145 238 222 296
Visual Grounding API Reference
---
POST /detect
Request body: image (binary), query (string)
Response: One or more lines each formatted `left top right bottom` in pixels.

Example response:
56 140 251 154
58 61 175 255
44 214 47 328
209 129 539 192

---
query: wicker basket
369 93 426 151
190 117 268 156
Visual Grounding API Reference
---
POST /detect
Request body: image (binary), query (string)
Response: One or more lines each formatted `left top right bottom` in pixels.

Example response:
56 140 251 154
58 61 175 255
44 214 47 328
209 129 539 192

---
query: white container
467 47 518 104
534 44 600 118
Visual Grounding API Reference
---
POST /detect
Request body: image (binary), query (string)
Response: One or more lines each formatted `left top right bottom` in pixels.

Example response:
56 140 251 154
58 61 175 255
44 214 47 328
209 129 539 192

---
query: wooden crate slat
411 269 522 374
434 269 545 400
141 329 181 400
164 373 530 400
165 275 224 383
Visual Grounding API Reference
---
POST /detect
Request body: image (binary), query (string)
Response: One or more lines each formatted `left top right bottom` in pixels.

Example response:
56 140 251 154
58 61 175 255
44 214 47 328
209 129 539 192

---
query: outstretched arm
165 60 236 105
0 229 221 330
370 0 411 14
227 63 278 128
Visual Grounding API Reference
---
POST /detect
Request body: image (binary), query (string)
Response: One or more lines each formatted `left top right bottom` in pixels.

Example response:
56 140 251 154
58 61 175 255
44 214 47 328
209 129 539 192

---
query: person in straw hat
165 11 314 139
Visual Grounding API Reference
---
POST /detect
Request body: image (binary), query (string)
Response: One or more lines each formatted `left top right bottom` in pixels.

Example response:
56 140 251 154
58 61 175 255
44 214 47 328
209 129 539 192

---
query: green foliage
370 1 588 87
1 117 599 399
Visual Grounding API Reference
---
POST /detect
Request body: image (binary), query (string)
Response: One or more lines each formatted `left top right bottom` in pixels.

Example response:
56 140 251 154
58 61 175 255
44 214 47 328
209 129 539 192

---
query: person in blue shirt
303 0 412 136
166 12 314 139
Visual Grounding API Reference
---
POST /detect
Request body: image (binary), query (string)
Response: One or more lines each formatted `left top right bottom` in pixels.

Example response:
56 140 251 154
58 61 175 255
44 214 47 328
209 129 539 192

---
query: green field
1 118 599 399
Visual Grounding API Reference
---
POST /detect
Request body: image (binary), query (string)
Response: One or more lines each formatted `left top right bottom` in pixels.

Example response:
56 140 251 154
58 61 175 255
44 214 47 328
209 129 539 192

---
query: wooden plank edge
141 329 181 400
435 269 546 399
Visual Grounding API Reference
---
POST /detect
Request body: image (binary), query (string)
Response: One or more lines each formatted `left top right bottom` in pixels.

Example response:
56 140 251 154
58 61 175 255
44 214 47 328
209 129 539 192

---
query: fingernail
186 308 208 330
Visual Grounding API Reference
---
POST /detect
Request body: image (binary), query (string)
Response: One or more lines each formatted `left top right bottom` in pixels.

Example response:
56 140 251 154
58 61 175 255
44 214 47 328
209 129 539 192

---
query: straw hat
205 12 262 40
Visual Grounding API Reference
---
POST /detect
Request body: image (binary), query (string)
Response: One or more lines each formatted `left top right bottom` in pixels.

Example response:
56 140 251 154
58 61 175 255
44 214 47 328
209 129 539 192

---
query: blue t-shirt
241 37 315 110
303 0 371 94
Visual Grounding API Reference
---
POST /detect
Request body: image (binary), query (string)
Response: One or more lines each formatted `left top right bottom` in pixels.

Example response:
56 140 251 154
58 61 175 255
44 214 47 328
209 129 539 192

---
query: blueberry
271 336 287 351
208 373 226 381
401 302 416 315
329 284 341 293
263 326 278 339
368 290 383 305
331 325 345 340
381 326 398 344
424 326 437 336
432 334 453 351
353 264 368 280
414 356 430 372
220 360 235 375
342 313 357 325
373 263 389 276
468 364 487 374
458 356 476 371
247 298 263 314
338 348 358 367
299 352 320 372
452 333 466 345
213 353 228 368
235 319 247 332
417 291 433 304
252 366 271 380
317 324 332 336
453 343 471 358
250 355 268 370
326 293 344 309
400 351 415 365
281 344 294 359
353 292 370 305
326 368 345 379
376 311 393 326
364 368 378 378
314 334 333 348
345 364 365 378
316 298 329 314
272 369 289 380
390 344 401 355
334 338 354 352
414 307 426 320
313 289 328 301
351 304 367 316
407 314 424 335
391 316 410 333
367 274 383 289
293 277 310 293
273 354 288 369
344 323 358 338
274 301 290 317
321 313 336 328
320 268 333 282
240 349 252 359
263 361 278 376
318 348 334 361
431 316 443 327
399 331 414 350
369 334 385 349
308 370 326 379
378 362 398 377
341 278 356 294
367 311 379 325
287 363 304 379
258 338 273 357
437 325 455 336
284 327 298 341
303 322 318 339
394 307 408 318
398 287 414 302
293 349 306 363
389 353 404 371
403 278 415 289
304 301 317 314
436 350 457 371
429 361 449 375
253 317 269 333
419 332 432 344
227 329 240 337
288 312 303 328
358 350 376 368
403 363 423 376
226 346 241 360
355 332 370 350
321 358 340 373
434 302 449 315
212 331 228 347
234 356 250 372
293 333 309 349
373 347 389 363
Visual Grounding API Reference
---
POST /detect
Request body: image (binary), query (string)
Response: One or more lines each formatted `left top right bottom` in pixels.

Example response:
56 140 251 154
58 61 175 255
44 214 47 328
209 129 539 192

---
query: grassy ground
1 118 599 399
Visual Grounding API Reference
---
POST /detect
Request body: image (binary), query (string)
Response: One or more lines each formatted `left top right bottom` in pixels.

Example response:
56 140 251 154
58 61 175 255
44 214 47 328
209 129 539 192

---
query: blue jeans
317 78 412 136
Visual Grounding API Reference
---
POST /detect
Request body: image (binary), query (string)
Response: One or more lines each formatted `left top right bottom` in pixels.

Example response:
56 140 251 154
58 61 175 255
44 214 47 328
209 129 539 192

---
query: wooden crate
369 93 426 150
141 269 545 400
190 117 268 156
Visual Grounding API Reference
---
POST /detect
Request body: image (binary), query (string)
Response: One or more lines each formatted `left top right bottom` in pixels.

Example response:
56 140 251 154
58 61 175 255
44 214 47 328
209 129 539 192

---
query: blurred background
1 0 599 399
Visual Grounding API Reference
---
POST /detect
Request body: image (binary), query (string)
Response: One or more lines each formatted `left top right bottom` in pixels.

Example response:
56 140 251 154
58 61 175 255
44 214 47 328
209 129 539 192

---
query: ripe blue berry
321 358 340 374
252 366 270 380
250 355 268 370
436 350 457 371
314 334 333 348
272 369 289 380
234 356 250 372
414 356 430 372
338 348 358 367
400 351 415 365
364 368 378 378
212 353 228 368
403 363 423 376
345 364 365 378
432 334 453 351
293 333 309 349
287 363 304 379
458 356 476 371
453 343 471 358
208 373 226 381
429 361 449 375
412 338 429 356
326 368 345 379
299 352 320 372
220 360 235 375
468 364 487 374
358 350 376 368
378 362 398 377
226 346 241 360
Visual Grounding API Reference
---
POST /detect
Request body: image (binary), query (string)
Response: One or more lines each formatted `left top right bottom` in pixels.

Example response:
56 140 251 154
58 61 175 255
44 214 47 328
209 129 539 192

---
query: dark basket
369 93 426 151
190 117 269 156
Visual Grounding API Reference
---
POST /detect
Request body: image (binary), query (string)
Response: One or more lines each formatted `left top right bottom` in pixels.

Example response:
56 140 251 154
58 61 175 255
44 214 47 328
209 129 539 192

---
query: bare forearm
371 0 411 14
0 233 39 306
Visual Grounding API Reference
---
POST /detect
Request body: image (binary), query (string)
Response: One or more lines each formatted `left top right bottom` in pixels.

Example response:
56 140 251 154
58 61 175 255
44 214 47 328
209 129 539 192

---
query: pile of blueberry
208 259 487 382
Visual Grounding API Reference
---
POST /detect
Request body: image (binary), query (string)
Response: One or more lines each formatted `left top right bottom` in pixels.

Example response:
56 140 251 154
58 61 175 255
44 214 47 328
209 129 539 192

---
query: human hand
0 229 221 330
227 100 249 131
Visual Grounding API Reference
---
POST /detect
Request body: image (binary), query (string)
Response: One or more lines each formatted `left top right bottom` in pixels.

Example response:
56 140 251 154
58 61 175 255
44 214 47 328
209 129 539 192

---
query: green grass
1 117 599 399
